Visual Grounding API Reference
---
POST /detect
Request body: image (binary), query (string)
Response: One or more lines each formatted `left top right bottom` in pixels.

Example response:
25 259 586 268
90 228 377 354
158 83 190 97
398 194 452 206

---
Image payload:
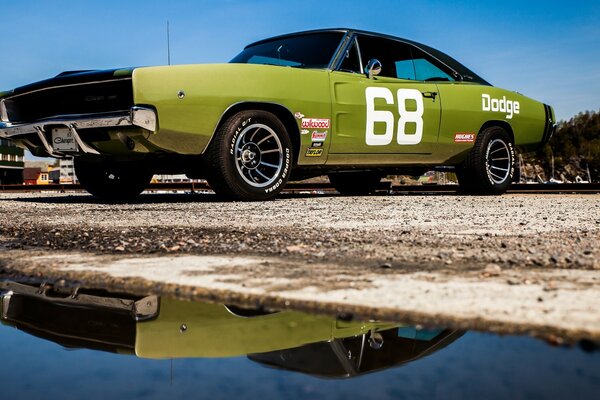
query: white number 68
365 87 424 146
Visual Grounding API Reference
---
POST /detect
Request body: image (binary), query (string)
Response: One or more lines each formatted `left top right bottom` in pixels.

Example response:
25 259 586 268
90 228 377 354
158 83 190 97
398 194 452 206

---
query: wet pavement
0 279 599 400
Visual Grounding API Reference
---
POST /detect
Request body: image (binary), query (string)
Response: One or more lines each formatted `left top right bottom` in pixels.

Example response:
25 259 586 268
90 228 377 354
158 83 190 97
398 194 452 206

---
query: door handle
421 91 438 101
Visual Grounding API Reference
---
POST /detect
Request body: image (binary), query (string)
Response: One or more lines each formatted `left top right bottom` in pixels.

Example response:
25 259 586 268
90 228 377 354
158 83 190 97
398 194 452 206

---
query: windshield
230 32 344 69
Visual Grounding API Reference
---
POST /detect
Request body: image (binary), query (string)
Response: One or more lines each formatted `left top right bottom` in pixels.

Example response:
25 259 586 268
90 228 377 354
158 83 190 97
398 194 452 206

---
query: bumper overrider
0 106 157 157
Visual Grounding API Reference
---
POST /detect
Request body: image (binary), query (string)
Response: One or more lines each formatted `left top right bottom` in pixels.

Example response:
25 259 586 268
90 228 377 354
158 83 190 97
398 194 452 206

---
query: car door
327 34 441 165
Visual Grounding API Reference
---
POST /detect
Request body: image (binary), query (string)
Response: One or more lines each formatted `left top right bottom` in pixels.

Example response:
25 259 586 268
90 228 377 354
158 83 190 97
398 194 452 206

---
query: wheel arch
478 120 515 144
208 102 301 164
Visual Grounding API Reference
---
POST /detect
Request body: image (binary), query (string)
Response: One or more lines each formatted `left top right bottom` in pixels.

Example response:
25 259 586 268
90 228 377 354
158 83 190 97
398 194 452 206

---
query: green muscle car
0 29 555 200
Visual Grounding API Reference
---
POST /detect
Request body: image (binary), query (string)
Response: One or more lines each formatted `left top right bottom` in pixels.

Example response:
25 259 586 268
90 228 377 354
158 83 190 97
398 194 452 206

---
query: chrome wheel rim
486 139 511 184
234 123 283 188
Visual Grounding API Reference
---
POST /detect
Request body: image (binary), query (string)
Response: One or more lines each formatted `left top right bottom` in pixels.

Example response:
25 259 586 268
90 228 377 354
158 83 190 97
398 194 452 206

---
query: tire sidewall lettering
508 142 515 180
265 148 290 193
230 118 252 155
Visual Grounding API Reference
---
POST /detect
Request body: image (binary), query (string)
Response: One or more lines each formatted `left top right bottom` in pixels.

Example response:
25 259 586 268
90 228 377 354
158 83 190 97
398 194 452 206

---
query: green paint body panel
132 63 549 167
135 298 397 359
133 64 331 165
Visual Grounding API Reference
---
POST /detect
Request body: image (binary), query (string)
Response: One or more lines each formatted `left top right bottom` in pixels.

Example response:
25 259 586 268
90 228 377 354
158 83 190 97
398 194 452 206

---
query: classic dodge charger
0 29 555 200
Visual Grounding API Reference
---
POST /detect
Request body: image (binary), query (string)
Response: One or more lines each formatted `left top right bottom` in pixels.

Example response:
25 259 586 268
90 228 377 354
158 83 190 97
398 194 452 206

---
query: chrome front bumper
0 106 157 157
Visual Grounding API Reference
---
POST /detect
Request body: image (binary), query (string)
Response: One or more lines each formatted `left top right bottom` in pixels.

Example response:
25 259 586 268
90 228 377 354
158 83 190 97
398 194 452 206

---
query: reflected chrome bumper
0 106 157 157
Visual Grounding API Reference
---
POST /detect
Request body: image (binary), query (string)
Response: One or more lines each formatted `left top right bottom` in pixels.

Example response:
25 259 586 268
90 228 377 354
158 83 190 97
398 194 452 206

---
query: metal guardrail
0 182 599 194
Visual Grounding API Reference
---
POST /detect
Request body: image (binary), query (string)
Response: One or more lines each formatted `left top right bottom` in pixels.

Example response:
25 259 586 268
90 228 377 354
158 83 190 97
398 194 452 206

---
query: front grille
3 78 133 123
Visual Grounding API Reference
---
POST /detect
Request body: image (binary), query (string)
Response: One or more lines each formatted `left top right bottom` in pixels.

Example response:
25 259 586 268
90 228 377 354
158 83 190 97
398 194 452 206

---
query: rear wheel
205 110 293 201
457 126 515 195
328 171 382 195
74 158 153 201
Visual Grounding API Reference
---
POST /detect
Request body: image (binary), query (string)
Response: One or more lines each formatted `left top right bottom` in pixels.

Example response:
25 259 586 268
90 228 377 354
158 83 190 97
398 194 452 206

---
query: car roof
246 28 419 49
245 28 491 86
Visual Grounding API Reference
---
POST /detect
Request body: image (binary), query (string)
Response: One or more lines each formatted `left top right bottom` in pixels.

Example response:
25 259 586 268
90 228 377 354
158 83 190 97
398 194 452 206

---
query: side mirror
365 59 382 79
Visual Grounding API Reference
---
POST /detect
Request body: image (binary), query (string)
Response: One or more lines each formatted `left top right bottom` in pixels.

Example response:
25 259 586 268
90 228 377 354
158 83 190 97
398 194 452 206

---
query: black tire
74 158 153 201
457 126 515 195
328 171 382 195
205 110 293 201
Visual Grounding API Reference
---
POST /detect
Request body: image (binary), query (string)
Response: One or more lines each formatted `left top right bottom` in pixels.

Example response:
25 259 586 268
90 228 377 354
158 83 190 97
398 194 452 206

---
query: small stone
484 263 502 276
169 245 181 251
380 262 392 269
546 335 564 346
114 245 125 252
507 278 521 285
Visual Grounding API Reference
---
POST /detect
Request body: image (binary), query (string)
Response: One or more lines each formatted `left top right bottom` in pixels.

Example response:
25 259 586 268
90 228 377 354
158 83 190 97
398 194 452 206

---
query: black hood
10 68 134 97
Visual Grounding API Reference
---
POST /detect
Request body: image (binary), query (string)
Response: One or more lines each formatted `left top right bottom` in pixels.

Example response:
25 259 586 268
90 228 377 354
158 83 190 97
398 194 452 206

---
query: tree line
525 109 600 182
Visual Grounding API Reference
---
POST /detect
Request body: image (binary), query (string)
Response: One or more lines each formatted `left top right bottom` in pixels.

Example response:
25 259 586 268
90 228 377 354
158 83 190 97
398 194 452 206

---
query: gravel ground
0 192 598 270
0 191 599 342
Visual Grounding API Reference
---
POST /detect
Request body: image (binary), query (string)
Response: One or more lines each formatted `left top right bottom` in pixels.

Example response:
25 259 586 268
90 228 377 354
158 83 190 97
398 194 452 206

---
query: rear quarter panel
436 82 546 163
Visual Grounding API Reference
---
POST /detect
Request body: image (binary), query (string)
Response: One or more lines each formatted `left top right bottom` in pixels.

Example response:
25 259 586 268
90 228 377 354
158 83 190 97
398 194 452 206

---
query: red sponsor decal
311 131 327 141
454 132 476 143
301 118 330 129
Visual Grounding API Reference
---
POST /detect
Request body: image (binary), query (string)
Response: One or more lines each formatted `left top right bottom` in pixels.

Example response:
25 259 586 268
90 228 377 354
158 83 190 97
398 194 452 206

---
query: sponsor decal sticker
300 129 310 135
311 141 323 148
301 118 330 129
294 112 305 120
305 148 324 157
311 130 327 142
481 94 520 119
454 132 476 143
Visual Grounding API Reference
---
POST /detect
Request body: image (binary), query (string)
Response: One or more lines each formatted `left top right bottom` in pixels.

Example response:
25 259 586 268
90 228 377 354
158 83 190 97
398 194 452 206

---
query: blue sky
1 0 598 123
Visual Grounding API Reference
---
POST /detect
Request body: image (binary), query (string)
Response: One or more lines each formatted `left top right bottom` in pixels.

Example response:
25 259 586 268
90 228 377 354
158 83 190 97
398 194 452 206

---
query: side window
410 47 455 81
338 38 362 74
356 35 415 80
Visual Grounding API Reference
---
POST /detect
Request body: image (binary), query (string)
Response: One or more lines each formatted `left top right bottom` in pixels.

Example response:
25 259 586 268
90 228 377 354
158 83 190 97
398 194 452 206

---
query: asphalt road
0 191 599 342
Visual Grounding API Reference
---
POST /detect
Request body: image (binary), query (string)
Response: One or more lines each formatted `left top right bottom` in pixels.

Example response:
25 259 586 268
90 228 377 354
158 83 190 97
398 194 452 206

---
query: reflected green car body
1 281 465 378
135 298 396 359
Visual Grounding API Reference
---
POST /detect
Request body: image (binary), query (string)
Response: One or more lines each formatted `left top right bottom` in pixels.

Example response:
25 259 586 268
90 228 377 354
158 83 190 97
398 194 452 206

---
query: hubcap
486 139 511 184
234 123 283 188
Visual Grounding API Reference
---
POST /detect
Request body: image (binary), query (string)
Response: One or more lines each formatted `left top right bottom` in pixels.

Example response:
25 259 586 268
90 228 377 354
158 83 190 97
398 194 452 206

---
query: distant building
59 158 78 184
0 139 24 184
23 160 58 185
153 174 194 183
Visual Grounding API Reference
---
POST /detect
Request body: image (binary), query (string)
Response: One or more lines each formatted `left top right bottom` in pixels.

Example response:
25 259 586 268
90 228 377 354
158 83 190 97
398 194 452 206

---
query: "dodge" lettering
482 94 520 119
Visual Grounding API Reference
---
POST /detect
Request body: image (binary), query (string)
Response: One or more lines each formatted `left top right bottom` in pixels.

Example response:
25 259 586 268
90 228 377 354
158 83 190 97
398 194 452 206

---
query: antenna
167 20 171 65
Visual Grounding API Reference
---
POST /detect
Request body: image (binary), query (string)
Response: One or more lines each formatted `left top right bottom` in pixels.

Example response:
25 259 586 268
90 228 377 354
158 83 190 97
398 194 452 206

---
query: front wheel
457 126 515 195
74 158 153 201
205 110 293 201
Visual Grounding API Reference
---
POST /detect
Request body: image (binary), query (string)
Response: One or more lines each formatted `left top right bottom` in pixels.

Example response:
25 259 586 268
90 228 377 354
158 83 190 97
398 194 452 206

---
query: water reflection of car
0 281 463 377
